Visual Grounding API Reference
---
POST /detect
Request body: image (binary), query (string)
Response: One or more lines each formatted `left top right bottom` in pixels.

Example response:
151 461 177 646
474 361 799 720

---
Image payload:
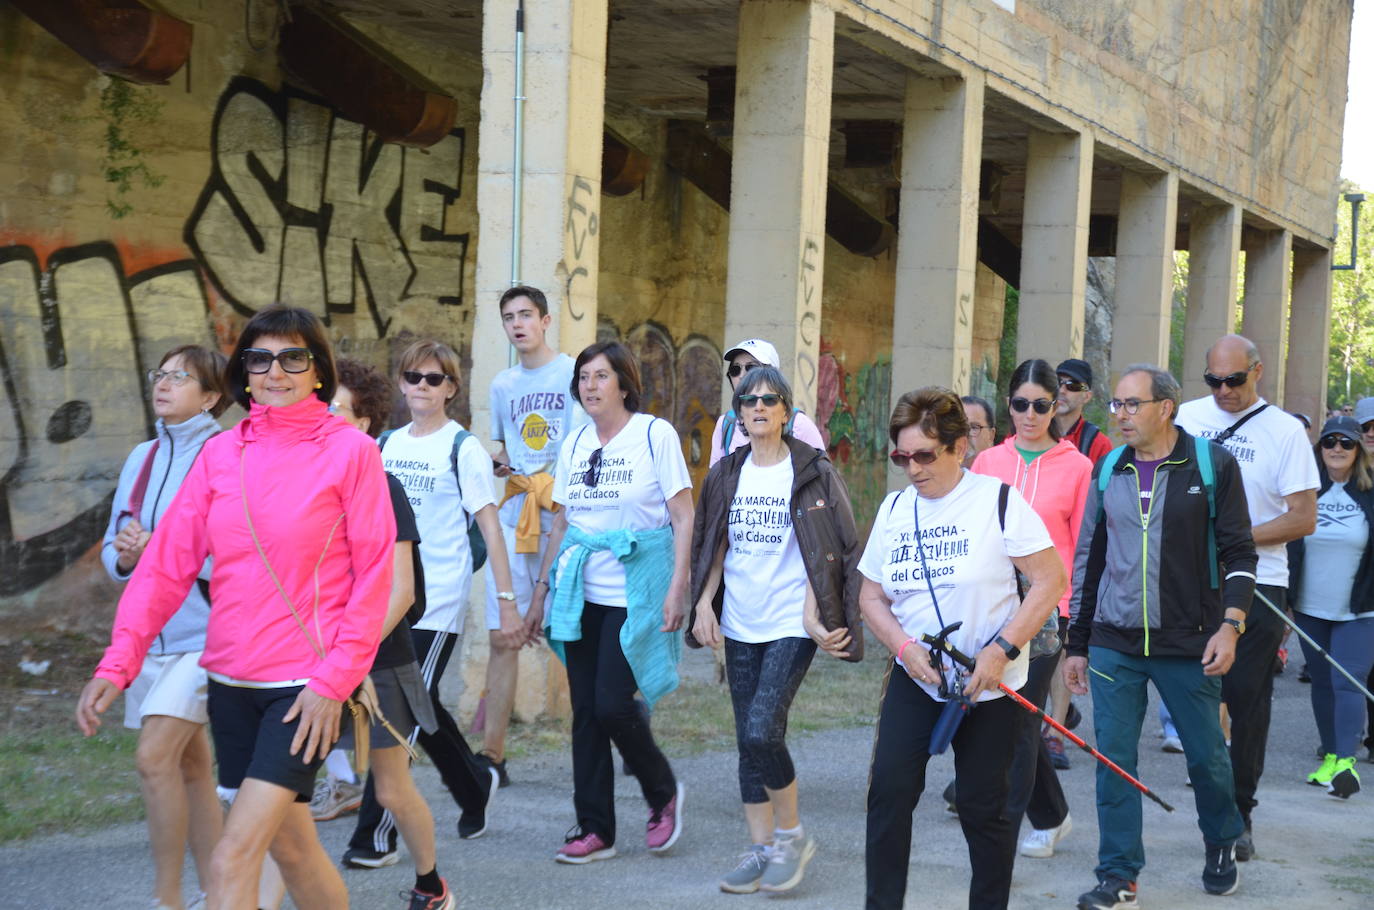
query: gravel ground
3 648 1371 910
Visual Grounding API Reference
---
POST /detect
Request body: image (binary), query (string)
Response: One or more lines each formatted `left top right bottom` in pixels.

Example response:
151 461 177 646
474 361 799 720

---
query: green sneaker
1308 753 1338 786
1329 757 1361 799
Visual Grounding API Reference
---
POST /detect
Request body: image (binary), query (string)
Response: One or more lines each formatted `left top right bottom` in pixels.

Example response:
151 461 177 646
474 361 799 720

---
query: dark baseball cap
1321 415 1363 443
1056 359 1093 388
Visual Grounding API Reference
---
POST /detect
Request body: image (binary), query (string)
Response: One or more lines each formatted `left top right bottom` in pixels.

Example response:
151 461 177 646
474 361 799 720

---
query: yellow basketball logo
522 412 552 451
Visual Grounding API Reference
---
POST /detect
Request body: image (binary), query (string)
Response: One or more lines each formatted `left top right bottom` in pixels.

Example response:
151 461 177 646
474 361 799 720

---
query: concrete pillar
723 0 834 415
1180 203 1242 400
1239 229 1292 402
1110 169 1178 380
466 0 609 723
1283 247 1334 420
891 71 984 409
1016 130 1093 365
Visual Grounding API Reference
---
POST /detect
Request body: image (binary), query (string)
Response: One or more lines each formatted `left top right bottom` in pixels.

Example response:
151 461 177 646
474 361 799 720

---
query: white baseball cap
1355 397 1374 426
722 338 780 368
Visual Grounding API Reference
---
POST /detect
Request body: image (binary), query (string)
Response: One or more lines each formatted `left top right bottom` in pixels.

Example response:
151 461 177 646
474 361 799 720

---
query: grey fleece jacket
101 411 219 655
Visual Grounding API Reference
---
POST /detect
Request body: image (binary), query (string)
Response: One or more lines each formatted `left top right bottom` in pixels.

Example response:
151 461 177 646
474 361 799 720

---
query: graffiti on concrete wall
185 76 469 338
0 241 212 596
597 319 723 488
816 344 892 523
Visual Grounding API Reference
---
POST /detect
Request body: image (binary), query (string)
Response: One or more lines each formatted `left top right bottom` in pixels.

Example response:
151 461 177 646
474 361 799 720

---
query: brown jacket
687 436 864 661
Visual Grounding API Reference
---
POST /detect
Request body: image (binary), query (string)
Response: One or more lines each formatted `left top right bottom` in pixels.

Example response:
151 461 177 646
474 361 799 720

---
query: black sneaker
1203 842 1239 895
342 846 399 868
477 751 511 788
458 764 500 839
1234 825 1254 862
1077 876 1138 909
941 779 957 814
1328 757 1361 799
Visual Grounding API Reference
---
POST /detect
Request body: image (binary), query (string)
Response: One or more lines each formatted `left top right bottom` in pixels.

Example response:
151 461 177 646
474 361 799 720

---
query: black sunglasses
1202 366 1256 389
242 347 313 374
1321 435 1359 451
1058 378 1090 393
738 394 782 408
727 362 763 379
1009 396 1055 415
890 448 943 468
402 370 453 388
583 447 604 488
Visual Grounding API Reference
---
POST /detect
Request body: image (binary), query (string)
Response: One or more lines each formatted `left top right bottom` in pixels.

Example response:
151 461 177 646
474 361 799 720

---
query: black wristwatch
1221 617 1245 636
994 635 1021 660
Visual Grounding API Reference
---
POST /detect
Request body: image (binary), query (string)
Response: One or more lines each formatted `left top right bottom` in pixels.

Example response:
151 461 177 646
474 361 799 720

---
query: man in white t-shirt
1176 334 1318 862
483 286 584 785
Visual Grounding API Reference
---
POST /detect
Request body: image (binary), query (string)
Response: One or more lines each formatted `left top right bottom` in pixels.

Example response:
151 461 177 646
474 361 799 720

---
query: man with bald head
1176 334 1318 863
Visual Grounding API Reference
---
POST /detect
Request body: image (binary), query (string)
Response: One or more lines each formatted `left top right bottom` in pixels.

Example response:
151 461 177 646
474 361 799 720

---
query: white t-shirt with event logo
722 456 808 642
489 353 584 530
383 421 497 634
858 472 1052 702
1176 397 1319 587
553 413 693 607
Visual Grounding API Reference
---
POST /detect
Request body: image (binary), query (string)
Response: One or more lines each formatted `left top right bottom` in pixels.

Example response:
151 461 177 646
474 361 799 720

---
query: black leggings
724 636 817 804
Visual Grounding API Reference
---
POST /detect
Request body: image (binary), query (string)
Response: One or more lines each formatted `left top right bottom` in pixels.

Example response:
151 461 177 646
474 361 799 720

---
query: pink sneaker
555 829 616 864
646 782 685 854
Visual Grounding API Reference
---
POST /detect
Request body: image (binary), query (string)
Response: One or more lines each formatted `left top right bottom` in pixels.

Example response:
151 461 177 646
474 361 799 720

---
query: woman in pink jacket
77 304 396 910
968 357 1091 862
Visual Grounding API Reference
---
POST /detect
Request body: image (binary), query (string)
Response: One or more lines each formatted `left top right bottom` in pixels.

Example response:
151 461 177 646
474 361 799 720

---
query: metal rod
922 629 1176 813
1253 589 1374 706
508 0 526 369
1332 193 1364 271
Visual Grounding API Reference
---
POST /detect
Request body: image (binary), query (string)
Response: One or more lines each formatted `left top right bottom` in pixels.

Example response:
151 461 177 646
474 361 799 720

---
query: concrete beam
1284 247 1334 419
1239 229 1293 403
724 0 835 415
891 71 984 411
1111 169 1178 379
1181 203 1242 399
1017 130 1092 365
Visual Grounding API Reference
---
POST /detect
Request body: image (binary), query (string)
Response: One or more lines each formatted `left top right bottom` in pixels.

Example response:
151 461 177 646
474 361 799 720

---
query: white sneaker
309 776 363 821
1162 735 1184 753
1019 813 1073 858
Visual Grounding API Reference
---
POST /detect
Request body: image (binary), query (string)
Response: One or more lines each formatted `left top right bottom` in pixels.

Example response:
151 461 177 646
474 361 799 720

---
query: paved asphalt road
3 647 1371 909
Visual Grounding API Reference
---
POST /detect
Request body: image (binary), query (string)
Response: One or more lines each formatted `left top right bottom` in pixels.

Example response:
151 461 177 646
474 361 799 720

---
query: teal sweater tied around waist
546 524 681 708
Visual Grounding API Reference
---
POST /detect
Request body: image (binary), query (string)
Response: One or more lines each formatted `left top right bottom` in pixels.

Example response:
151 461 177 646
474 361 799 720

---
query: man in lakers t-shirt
483 286 585 784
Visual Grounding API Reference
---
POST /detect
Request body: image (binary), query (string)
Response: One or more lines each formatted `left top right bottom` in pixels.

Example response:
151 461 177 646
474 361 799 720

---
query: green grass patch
0 728 143 842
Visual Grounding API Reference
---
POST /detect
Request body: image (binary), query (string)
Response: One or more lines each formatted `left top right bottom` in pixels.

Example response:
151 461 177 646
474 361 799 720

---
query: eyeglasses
327 402 354 415
967 423 988 435
890 447 944 468
1058 378 1090 393
402 370 453 388
727 362 762 379
583 447 603 488
1009 397 1055 415
1202 365 1257 389
1321 435 1359 451
1108 397 1167 415
1363 421 1374 434
738 394 782 408
242 347 313 374
148 369 196 387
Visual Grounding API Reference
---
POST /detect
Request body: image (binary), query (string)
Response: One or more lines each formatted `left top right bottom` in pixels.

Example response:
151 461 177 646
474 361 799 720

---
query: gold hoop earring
244 385 251 393
314 381 322 389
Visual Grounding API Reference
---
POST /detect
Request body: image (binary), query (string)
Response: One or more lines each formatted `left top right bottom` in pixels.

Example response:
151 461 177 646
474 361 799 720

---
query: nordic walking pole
921 626 1176 813
1253 589 1374 707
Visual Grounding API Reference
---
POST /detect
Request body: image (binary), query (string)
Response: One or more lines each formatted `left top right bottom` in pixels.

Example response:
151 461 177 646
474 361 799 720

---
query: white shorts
484 521 548 630
123 650 209 729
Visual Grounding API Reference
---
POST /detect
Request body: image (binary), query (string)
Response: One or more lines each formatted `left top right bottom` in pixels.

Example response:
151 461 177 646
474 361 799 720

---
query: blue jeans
1087 646 1243 881
1292 612 1374 758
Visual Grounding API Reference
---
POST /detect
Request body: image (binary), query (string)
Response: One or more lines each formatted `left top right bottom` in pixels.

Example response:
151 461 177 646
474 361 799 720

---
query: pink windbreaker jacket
971 436 1092 617
96 396 396 701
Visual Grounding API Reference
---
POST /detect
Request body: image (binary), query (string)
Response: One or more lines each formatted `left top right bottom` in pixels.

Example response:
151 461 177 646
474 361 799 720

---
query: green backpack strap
1194 436 1219 590
450 430 488 572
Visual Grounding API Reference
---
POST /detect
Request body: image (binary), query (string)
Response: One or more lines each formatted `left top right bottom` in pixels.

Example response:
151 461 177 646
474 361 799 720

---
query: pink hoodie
971 436 1092 617
96 396 395 702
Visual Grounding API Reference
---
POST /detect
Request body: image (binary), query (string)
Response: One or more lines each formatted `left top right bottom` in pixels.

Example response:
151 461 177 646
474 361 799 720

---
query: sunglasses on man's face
890 448 943 468
402 370 453 388
1321 435 1359 451
738 394 782 408
1058 378 1090 393
583 447 604 488
1202 366 1255 389
727 362 762 379
1009 396 1055 415
242 347 313 374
